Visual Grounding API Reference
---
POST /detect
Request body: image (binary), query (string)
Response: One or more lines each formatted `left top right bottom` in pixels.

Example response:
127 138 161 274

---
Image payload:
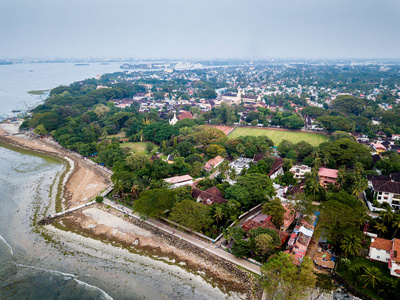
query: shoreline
0 122 262 299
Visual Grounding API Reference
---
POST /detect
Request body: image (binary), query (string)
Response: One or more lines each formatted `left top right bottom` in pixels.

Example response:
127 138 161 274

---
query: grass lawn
228 127 328 146
337 256 394 299
120 141 157 155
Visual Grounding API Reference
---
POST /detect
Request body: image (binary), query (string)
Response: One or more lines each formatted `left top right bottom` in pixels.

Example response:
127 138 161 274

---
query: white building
290 165 311 180
164 174 193 188
230 157 253 174
368 237 400 277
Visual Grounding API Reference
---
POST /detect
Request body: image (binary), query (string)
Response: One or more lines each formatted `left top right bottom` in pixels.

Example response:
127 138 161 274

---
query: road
102 198 262 275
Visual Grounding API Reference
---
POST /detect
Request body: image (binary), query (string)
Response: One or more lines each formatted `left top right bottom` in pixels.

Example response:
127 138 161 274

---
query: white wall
369 247 390 263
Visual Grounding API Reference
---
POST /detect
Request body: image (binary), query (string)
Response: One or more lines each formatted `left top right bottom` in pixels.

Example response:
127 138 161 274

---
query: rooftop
318 167 338 179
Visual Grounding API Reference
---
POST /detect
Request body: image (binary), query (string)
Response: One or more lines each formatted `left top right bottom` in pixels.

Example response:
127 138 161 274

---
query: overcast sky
1 0 399 59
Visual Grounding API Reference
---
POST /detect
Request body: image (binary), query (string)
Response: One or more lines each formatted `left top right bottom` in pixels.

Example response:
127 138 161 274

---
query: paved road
102 198 261 275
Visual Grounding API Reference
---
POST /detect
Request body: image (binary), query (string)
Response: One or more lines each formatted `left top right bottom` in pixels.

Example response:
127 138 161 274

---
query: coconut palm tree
340 234 362 257
114 180 126 198
361 266 382 289
351 175 368 199
214 206 224 225
392 215 400 239
375 222 388 237
381 208 394 224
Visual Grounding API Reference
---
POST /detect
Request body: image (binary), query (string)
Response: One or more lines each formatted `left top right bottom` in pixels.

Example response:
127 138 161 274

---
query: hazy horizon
1 0 400 60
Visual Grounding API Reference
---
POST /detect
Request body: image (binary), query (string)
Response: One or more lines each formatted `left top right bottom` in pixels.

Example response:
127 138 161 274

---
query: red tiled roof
191 187 227 205
268 157 284 176
318 167 338 179
177 111 193 120
371 237 392 252
393 239 400 263
206 155 224 167
204 186 223 198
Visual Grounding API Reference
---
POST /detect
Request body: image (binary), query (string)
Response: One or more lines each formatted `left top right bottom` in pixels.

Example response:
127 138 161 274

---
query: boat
75 63 89 66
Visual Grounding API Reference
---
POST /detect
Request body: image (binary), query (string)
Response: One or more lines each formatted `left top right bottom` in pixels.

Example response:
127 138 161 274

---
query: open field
120 141 157 154
229 127 328 146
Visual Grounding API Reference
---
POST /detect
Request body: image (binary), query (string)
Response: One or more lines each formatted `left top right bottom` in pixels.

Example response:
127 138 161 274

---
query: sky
1 0 400 60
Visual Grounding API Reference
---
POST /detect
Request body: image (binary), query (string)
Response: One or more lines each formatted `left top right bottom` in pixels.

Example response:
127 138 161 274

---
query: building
191 186 228 205
290 165 311 180
164 174 193 188
204 155 224 171
368 237 400 277
177 111 193 121
368 174 400 209
268 157 284 180
318 167 339 189
169 113 179 125
372 142 386 155
369 237 392 263
230 157 253 174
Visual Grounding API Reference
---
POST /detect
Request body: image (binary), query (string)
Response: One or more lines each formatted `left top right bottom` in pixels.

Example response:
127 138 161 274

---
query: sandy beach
0 122 262 299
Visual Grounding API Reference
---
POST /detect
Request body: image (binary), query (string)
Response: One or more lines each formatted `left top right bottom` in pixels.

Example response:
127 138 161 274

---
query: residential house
372 142 386 155
368 237 400 277
164 174 193 188
177 111 193 121
230 157 253 174
368 174 400 209
191 186 228 205
290 165 311 180
205 155 224 172
241 212 289 248
268 157 284 180
318 167 339 189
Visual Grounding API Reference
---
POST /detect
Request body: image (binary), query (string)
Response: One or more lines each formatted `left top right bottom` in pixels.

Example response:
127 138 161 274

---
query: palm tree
340 234 362 257
214 207 224 225
380 208 394 224
306 178 321 196
351 176 368 199
392 215 400 239
218 160 230 179
375 222 388 237
114 180 125 198
229 168 237 181
361 266 382 289
337 166 346 186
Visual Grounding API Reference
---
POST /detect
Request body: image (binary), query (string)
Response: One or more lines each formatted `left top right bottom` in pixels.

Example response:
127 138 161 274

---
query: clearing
120 141 157 155
229 127 328 146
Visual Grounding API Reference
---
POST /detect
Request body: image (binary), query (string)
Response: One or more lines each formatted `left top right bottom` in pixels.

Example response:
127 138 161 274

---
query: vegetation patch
229 127 328 146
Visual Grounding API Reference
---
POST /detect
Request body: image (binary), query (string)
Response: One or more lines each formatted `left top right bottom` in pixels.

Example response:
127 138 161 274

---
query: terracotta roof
393 239 400 263
371 237 392 252
177 111 193 120
253 154 265 162
191 187 227 205
206 155 224 167
373 143 386 150
204 186 223 198
164 174 193 184
318 167 338 179
268 157 284 176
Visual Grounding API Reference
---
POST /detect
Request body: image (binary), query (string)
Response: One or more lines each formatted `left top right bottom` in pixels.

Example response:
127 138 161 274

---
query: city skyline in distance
1 0 400 60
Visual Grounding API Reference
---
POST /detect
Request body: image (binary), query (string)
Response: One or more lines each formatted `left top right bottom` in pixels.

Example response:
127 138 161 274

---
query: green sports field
228 127 328 146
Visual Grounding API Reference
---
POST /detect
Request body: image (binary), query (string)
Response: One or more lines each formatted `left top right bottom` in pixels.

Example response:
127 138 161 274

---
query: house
229 157 253 174
368 174 400 209
290 165 311 180
177 111 193 121
372 142 386 155
368 237 400 277
318 167 339 189
369 237 392 263
164 174 193 188
204 155 224 171
241 213 289 248
268 157 284 180
191 186 228 205
392 134 400 141
281 203 296 231
133 93 147 101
